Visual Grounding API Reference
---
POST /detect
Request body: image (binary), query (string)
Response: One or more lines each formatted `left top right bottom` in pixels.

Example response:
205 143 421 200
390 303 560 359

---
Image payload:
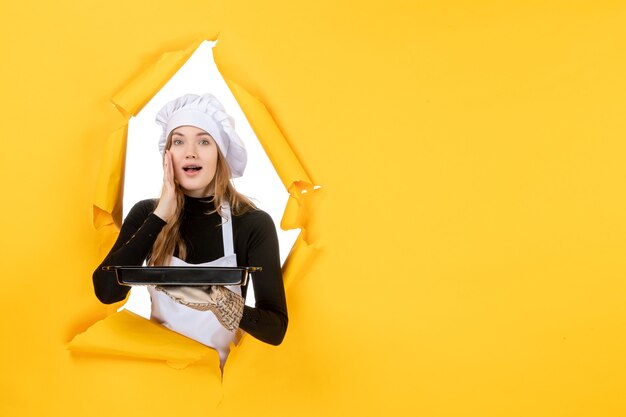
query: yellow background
2 1 626 416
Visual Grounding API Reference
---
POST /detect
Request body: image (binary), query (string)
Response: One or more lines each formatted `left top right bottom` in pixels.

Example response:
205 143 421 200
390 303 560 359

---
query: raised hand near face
153 150 177 223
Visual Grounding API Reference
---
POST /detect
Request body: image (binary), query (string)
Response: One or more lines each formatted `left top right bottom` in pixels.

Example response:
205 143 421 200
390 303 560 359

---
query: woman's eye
199 139 210 145
173 139 183 145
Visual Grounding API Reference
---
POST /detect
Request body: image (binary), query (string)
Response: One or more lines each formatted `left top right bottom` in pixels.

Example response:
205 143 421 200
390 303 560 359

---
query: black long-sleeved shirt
92 195 288 345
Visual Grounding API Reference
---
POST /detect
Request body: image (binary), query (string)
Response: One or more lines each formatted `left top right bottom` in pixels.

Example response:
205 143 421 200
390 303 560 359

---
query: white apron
147 203 240 366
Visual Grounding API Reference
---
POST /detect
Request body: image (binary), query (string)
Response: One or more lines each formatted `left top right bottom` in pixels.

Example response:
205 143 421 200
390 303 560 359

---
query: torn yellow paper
68 310 220 370
112 38 206 117
222 75 321 307
93 125 128 229
225 79 313 189
281 234 318 289
281 182 316 233
225 79 321 241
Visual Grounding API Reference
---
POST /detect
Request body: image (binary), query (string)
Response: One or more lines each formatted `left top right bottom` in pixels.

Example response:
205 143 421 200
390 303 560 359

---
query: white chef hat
155 93 247 178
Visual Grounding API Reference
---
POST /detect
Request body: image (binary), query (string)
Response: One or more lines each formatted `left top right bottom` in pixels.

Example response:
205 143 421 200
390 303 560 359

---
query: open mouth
183 165 202 172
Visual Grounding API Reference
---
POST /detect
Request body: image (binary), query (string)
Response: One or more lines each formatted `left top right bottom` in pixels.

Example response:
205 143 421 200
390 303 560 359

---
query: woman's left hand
155 285 244 331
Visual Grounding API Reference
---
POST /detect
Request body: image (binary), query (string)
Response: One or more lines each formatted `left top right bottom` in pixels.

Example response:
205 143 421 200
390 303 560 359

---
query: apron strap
221 202 234 256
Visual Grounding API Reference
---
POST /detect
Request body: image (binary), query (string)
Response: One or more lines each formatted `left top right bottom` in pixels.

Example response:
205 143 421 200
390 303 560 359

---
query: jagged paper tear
75 38 320 364
68 310 219 370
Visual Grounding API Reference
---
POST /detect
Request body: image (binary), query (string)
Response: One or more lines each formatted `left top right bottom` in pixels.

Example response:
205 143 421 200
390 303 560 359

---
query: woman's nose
185 147 197 158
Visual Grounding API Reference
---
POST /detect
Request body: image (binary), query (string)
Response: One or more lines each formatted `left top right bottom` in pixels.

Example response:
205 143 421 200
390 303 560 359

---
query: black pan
101 266 261 286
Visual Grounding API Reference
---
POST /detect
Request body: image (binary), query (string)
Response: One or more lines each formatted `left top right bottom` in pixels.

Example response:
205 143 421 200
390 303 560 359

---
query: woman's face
168 125 219 198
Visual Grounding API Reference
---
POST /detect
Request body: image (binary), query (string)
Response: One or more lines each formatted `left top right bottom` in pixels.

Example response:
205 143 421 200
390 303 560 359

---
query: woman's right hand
153 150 177 222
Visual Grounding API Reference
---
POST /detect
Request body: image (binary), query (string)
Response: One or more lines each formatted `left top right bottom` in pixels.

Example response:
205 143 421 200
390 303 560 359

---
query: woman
93 93 288 366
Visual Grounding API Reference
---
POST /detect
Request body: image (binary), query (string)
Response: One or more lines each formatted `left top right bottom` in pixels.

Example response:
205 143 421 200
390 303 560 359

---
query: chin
181 182 214 197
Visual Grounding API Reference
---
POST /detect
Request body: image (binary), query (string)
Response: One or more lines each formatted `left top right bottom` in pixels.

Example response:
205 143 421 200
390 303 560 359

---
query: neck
183 193 216 216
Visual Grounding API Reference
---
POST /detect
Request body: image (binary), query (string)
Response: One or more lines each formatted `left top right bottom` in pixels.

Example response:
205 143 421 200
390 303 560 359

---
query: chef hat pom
155 93 247 178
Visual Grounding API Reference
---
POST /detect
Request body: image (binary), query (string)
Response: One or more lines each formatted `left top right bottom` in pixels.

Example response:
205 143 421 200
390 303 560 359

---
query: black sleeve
238 211 289 345
92 199 166 304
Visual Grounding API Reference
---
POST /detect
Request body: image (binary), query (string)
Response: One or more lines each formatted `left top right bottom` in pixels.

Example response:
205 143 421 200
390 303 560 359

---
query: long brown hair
148 133 257 266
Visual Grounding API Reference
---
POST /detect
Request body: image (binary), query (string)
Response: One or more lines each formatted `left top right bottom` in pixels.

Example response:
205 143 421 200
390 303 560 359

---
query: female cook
92 93 288 366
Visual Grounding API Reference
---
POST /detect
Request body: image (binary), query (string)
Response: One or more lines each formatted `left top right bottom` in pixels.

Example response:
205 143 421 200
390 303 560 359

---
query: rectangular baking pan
101 266 261 286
